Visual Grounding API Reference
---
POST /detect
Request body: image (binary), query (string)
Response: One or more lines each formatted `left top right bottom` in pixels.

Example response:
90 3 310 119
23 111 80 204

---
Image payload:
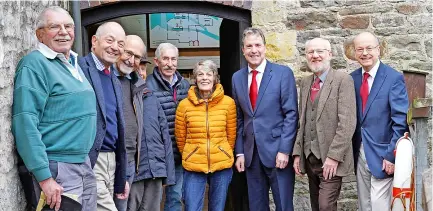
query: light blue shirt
313 69 329 88
91 52 111 72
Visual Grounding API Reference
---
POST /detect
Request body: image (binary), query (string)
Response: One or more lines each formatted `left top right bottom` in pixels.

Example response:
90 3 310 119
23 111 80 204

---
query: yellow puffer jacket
175 84 237 173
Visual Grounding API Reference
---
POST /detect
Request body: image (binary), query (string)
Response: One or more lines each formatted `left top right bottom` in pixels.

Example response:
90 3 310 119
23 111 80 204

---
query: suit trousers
305 154 342 211
245 145 294 211
94 152 118 211
356 144 393 211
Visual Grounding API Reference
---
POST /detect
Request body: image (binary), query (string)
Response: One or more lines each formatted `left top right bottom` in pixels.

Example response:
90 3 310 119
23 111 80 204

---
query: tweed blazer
293 70 356 176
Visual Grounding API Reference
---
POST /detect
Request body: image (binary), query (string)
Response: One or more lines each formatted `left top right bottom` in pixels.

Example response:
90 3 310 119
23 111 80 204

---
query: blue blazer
351 62 409 179
232 60 298 168
78 54 126 193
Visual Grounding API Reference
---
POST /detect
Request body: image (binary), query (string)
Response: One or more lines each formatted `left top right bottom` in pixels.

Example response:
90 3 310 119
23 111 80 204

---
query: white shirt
361 60 380 93
37 42 83 82
248 59 267 94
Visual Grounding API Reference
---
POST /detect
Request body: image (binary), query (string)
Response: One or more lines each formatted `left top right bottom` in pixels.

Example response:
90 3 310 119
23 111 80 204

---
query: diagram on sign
149 13 222 48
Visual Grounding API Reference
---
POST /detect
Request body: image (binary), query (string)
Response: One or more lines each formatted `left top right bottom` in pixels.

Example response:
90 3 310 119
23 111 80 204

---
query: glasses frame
355 45 379 54
306 49 330 56
41 23 75 33
123 50 143 62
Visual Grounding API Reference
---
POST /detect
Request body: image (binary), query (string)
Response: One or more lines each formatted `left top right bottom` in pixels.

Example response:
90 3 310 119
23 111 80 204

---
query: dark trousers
245 145 294 211
305 154 342 211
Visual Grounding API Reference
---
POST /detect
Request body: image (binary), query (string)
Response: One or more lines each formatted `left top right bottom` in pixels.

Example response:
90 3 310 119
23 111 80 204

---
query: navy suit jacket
232 60 298 168
351 62 409 179
78 54 126 193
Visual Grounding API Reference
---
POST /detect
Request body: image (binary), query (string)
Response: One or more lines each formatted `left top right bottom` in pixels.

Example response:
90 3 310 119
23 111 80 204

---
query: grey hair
193 60 220 85
305 38 332 52
94 22 123 37
36 6 72 29
242 27 266 46
155 43 179 59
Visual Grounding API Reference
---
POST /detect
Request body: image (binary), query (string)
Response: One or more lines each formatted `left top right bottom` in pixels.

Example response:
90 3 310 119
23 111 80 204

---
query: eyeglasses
306 49 330 56
355 45 379 54
42 24 75 33
123 50 142 62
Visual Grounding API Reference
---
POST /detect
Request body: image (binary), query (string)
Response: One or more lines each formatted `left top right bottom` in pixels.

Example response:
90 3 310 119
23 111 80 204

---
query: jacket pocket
185 146 199 161
272 126 282 138
218 146 232 158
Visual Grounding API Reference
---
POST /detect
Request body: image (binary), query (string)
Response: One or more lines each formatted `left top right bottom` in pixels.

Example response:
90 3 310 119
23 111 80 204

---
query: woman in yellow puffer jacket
175 60 236 211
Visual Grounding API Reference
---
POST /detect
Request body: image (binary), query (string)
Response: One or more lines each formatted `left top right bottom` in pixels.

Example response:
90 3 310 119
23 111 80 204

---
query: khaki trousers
94 152 117 211
357 144 393 211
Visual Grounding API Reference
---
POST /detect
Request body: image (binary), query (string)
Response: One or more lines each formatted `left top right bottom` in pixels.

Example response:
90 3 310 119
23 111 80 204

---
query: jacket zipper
185 146 199 161
133 101 140 174
206 101 210 173
218 146 231 158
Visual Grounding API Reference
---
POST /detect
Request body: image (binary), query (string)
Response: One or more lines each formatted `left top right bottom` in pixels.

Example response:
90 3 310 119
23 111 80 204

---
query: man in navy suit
232 27 298 211
350 32 409 211
79 22 128 211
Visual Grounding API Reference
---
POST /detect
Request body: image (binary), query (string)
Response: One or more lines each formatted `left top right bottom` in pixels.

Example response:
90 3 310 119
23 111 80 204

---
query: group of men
12 5 408 211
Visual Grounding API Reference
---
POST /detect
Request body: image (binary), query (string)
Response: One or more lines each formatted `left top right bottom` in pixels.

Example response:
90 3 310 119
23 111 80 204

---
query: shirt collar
248 59 267 73
313 69 329 83
113 66 132 80
37 42 77 62
362 59 380 79
91 52 111 72
165 73 178 87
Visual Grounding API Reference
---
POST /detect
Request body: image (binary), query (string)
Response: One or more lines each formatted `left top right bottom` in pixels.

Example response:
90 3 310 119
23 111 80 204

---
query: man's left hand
115 181 130 200
382 159 395 175
276 152 289 169
322 157 339 180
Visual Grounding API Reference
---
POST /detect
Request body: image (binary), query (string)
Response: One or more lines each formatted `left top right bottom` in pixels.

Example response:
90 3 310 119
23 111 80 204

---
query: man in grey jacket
113 35 147 211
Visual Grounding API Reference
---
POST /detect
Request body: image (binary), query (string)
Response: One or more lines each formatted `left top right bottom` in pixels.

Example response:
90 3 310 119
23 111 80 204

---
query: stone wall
251 0 432 210
0 1 68 210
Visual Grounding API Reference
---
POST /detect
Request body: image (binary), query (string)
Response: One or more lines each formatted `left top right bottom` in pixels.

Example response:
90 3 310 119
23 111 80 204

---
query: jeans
164 164 184 211
114 160 135 211
183 168 233 211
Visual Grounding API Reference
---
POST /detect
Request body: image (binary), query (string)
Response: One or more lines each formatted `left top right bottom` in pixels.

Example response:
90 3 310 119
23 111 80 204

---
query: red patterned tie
310 77 321 102
250 70 258 110
103 68 110 75
360 72 370 112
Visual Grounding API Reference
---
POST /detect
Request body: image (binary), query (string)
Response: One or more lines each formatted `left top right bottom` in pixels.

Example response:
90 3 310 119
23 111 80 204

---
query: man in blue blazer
232 27 298 211
79 22 127 211
350 32 409 211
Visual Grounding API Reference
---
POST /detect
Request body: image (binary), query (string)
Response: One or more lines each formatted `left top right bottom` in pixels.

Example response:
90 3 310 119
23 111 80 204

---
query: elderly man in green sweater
12 6 97 211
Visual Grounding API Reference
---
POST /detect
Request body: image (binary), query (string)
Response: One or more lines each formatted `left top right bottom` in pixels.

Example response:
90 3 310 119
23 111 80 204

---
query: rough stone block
265 31 297 61
396 3 422 15
409 62 432 72
388 35 424 51
337 3 392 16
339 15 370 29
372 14 406 28
300 0 336 8
334 0 375 6
407 14 433 34
285 11 337 30
374 26 408 36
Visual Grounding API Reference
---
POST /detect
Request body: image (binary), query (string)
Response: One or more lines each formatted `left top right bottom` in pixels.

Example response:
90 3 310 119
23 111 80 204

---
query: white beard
118 62 134 75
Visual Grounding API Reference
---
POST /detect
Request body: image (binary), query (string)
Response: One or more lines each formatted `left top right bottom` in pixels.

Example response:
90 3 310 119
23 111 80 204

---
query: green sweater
12 51 97 182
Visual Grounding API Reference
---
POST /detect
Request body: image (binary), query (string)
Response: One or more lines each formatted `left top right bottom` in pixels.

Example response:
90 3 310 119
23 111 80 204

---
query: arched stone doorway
80 1 252 96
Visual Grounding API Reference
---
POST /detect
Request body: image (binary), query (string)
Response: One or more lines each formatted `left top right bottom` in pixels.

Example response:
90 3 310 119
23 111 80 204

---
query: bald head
305 38 331 50
91 22 126 67
353 32 381 72
353 32 379 47
126 35 146 56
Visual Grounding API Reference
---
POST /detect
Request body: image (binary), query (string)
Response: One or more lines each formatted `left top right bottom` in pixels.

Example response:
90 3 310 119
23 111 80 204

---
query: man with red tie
292 38 356 211
79 22 128 210
350 32 409 211
231 27 298 211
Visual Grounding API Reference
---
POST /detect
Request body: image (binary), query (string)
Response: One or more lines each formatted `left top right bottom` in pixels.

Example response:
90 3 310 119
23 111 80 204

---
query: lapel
300 75 313 125
85 54 107 121
240 67 253 114
254 61 273 114
352 68 363 122
316 70 335 120
110 65 122 115
362 62 387 121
